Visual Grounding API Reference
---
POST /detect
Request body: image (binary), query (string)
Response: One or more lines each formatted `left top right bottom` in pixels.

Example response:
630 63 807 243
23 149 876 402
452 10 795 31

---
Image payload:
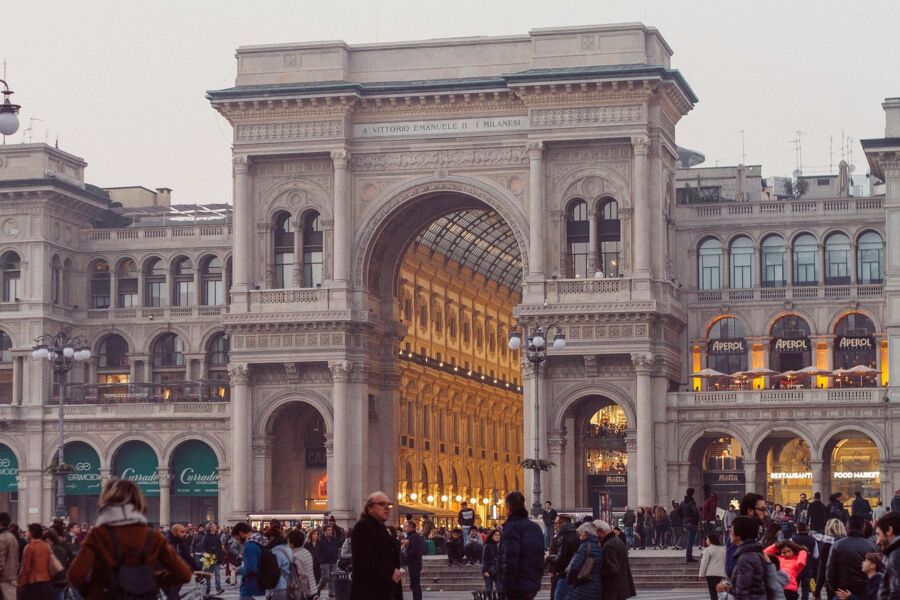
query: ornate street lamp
508 323 566 517
32 332 92 519
0 80 21 137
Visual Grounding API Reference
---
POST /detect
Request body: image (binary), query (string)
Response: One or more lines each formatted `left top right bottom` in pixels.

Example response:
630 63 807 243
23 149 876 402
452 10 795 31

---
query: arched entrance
268 402 328 512
755 432 812 506
562 395 631 509
112 441 160 523
362 187 526 519
169 440 218 525
822 430 881 506
686 433 745 508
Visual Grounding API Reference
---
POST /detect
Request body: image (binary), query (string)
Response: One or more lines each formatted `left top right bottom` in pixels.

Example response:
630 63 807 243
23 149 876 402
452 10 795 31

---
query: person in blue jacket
231 522 266 600
565 521 604 600
497 491 545 600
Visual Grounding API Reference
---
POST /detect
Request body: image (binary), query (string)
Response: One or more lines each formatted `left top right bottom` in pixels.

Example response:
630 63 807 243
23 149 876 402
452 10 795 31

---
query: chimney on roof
155 187 172 206
884 98 900 138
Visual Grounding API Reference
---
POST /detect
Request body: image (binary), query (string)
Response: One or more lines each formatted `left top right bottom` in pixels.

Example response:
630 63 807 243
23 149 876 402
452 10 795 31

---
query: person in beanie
350 491 402 600
497 491 544 600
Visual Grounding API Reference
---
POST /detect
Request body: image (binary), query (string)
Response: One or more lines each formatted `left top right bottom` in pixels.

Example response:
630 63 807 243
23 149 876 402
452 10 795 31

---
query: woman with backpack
68 479 192 600
265 523 292 600
287 530 317 600
42 529 70 600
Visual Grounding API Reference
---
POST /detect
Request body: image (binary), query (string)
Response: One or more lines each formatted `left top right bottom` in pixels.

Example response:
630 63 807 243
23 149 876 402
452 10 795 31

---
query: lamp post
32 333 92 519
0 80 22 138
508 324 566 517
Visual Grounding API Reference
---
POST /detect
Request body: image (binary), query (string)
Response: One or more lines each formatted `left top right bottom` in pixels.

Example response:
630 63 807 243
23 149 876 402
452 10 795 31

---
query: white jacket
699 544 727 578
291 546 318 597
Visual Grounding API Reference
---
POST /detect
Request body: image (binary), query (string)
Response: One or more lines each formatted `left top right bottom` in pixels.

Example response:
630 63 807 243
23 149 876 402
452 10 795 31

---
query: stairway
402 552 704 593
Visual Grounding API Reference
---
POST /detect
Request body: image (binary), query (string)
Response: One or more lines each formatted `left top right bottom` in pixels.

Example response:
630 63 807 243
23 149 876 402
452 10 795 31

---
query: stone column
136 269 144 307
110 271 119 310
228 364 251 516
12 355 23 405
632 353 654 505
331 150 350 284
231 156 252 310
547 433 566 508
349 363 370 506
810 459 825 499
588 208 598 272
563 417 577 507
743 460 758 495
818 244 826 285
252 436 273 511
527 142 545 279
786 243 794 286
158 467 170 527
292 215 304 288
328 361 352 523
625 435 638 507
631 136 651 278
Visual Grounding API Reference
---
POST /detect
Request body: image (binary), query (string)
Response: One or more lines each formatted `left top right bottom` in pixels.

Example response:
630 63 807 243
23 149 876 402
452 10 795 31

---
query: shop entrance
269 402 328 512
687 434 745 508
823 432 880 507
757 434 811 506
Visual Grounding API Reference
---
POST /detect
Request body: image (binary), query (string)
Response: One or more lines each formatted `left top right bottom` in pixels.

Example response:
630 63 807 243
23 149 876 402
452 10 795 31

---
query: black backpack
106 528 159 600
251 541 282 592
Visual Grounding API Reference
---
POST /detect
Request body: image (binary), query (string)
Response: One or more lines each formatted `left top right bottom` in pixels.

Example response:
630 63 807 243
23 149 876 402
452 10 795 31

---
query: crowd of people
1 479 900 600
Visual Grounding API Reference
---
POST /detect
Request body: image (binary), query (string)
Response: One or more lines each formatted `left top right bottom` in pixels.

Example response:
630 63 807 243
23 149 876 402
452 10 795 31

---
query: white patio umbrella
846 364 881 386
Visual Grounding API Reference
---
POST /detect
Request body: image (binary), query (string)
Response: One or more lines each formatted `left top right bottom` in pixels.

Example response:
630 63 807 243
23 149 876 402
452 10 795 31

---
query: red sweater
764 544 808 592
18 540 51 586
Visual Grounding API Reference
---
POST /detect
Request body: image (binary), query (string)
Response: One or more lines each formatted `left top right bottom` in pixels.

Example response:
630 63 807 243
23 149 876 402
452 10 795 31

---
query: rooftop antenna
23 117 43 144
788 131 805 174
829 135 833 172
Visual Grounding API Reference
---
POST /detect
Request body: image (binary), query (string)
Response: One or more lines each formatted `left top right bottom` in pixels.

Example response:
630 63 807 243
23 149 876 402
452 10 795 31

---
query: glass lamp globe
552 334 566 351
63 347 75 358
426 495 434 503
532 335 545 348
0 112 18 136
508 333 521 351
409 492 418 501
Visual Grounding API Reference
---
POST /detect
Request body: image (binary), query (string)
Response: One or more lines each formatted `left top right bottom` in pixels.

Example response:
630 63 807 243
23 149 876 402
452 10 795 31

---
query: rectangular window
407 402 415 436
204 280 225 306
302 250 323 287
763 251 785 286
859 249 883 284
0 370 11 404
567 241 590 278
118 279 138 308
174 281 194 306
731 252 753 289
826 249 850 284
700 254 722 290
146 281 166 307
794 251 818 285
274 252 293 289
2 277 19 302
423 405 431 438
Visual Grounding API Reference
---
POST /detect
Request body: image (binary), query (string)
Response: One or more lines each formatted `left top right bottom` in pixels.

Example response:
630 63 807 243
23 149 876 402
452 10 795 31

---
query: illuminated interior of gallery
394 208 524 526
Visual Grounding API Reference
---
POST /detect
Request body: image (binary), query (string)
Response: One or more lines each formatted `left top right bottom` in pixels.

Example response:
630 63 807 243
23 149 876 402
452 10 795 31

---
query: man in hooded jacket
548 515 579 600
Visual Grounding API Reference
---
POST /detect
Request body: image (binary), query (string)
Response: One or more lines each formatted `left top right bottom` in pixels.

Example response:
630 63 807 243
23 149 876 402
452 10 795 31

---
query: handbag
575 553 594 584
49 550 65 577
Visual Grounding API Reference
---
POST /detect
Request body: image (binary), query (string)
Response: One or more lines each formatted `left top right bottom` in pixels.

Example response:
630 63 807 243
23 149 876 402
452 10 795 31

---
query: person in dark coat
807 492 827 534
596 520 636 600
446 529 464 565
724 516 769 600
350 491 402 600
851 492 873 520
680 488 701 562
401 520 425 600
826 515 877 600
548 515 580 600
565 521 604 600
481 529 502 594
875 511 900 600
497 491 544 600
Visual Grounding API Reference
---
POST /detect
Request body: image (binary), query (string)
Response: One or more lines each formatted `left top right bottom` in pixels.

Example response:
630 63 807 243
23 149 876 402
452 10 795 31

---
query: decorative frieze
235 120 344 143
328 360 351 383
349 147 529 172
231 331 346 350
531 105 643 128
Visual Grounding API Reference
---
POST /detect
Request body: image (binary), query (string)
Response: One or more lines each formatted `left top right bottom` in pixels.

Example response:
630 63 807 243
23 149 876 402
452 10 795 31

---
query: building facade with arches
0 25 898 525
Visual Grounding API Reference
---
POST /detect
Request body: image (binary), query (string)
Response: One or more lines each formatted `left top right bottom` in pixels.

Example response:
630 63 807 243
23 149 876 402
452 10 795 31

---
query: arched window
770 315 812 373
857 231 884 284
151 333 185 401
1 251 21 302
598 199 621 276
792 234 819 286
432 301 443 335
143 258 167 307
117 258 138 308
172 257 194 306
698 238 723 290
0 330 11 404
273 212 294 289
97 335 129 369
729 237 754 289
200 256 224 306
63 258 73 306
834 313 877 372
707 317 748 374
566 199 589 278
206 333 229 400
96 334 129 401
51 255 62 304
90 259 111 309
761 235 786 287
824 233 851 285
301 211 323 288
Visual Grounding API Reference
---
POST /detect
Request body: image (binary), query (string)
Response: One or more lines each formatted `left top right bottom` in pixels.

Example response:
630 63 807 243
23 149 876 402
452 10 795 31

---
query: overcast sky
3 0 897 205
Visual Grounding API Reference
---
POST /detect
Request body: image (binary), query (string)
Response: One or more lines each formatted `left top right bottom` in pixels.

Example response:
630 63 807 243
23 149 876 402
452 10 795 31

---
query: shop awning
0 444 17 493
397 502 458 519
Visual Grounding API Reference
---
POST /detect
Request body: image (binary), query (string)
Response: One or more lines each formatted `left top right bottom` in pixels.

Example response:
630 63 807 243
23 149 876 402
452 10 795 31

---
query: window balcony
687 283 883 305
672 387 885 407
249 287 336 311
57 381 230 405
540 277 632 304
675 196 883 222
84 305 228 321
83 224 232 247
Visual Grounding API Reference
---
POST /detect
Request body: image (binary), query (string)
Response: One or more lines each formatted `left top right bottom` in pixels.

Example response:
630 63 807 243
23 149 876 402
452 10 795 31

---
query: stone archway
264 400 330 512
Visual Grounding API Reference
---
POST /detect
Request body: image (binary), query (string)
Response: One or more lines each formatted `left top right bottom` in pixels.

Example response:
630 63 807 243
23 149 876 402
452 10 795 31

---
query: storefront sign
64 442 101 496
769 471 812 480
352 116 529 139
772 338 811 353
703 472 746 484
305 447 326 469
836 336 875 350
114 442 159 497
708 339 747 355
0 445 18 493
833 471 880 480
172 440 218 497
597 474 628 487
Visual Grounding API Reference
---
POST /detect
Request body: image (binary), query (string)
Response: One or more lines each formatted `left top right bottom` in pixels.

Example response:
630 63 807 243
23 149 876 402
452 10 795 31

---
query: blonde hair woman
68 479 193 599
817 517 848 600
